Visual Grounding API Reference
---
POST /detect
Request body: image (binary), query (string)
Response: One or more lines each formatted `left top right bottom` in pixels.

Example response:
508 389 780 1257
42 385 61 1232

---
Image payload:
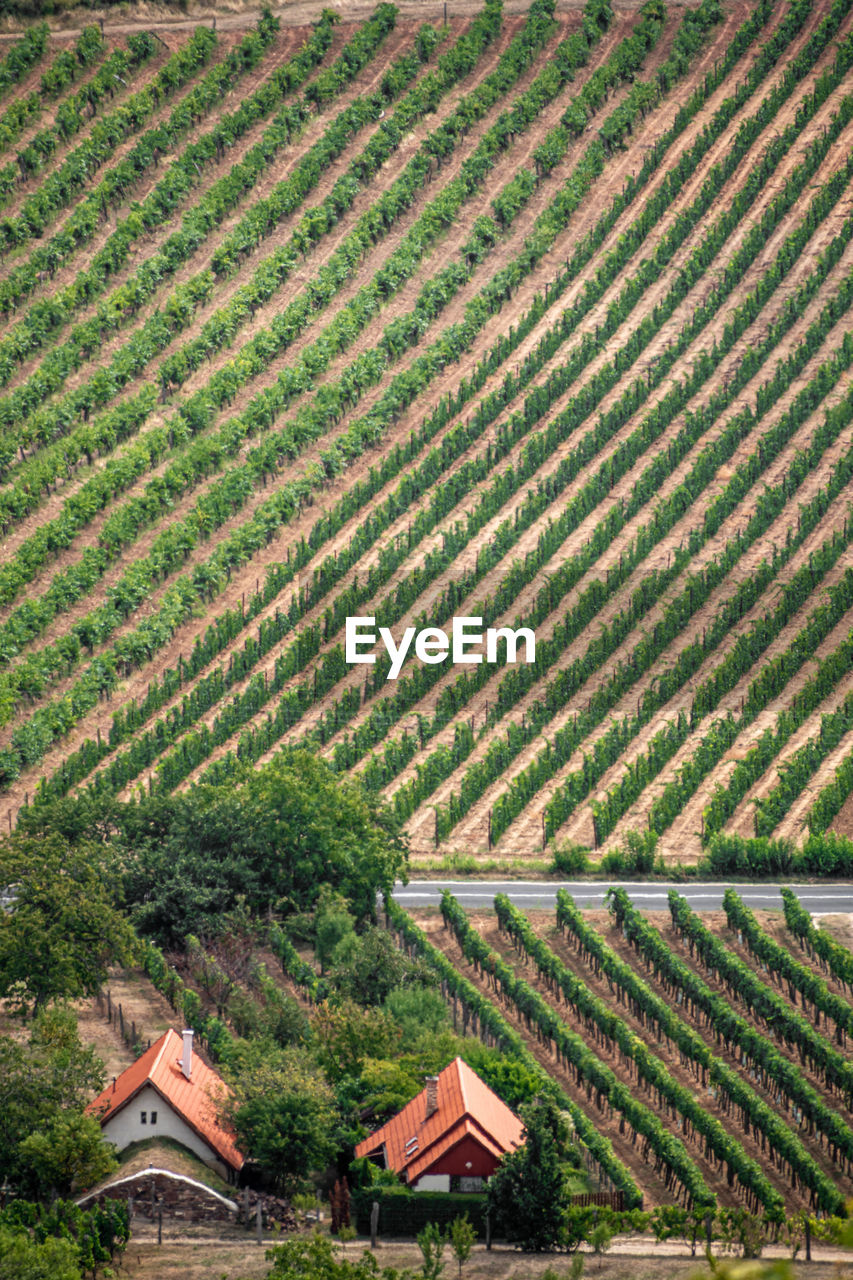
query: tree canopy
116 750 408 946
0 833 136 1017
487 1095 583 1250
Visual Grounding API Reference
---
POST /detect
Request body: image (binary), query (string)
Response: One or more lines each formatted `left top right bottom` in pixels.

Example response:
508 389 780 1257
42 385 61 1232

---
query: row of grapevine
781 888 853 995
437 890 716 1208
0 0 659 779
38 0 799 803
0 23 228 255
0 22 48 98
691 631 853 843
667 893 853 1106
807 750 853 835
384 898 642 1206
607 889 853 1175
722 890 853 1042
129 0 760 798
1 30 152 194
0 8 404 526
494 890 840 1208
188 0 843 807
0 24 106 160
752 690 853 837
0 3 405 452
491 895 796 1215
368 51 853 839
0 0 563 696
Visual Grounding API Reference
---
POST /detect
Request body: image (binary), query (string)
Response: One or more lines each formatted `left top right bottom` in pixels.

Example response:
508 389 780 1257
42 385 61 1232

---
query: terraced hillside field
391 888 853 1215
2 0 853 864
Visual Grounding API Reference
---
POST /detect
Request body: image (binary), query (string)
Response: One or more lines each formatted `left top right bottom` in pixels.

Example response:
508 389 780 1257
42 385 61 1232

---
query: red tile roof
88 1029 243 1171
355 1057 523 1183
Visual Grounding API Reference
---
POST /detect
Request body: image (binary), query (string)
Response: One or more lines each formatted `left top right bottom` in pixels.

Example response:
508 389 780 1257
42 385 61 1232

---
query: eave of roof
88 1029 243 1171
354 1057 523 1176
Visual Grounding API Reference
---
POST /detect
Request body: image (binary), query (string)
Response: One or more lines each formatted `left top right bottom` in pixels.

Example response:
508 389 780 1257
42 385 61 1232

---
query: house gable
88 1029 243 1176
354 1057 523 1187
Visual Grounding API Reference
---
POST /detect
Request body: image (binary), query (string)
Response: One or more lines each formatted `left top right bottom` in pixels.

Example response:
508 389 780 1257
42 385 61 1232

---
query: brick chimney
181 1029 194 1080
424 1076 439 1120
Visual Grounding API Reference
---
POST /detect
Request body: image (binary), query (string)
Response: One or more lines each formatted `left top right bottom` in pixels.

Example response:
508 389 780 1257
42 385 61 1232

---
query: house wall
101 1085 230 1180
419 1134 501 1181
413 1174 451 1192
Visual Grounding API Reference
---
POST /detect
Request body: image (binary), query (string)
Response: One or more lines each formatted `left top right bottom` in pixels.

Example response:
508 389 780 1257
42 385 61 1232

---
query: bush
551 841 590 875
352 1188 488 1238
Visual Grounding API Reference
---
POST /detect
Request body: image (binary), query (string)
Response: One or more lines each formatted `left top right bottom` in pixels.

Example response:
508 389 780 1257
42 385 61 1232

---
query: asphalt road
391 880 853 913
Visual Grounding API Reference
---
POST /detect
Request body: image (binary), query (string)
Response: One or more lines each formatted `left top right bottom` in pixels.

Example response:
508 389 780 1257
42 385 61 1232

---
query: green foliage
314 887 356 975
487 1095 580 1251
0 1229 80 1280
16 1112 116 1201
599 829 658 875
329 926 431 1006
418 1221 446 1280
0 833 136 1017
449 1215 476 1279
383 986 450 1048
120 750 407 946
550 841 590 875
312 999 400 1084
260 1232 380 1280
221 1044 337 1196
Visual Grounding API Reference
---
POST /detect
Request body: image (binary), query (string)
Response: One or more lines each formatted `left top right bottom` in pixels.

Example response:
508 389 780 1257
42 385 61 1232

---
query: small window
150 1111 158 1126
140 1111 147 1125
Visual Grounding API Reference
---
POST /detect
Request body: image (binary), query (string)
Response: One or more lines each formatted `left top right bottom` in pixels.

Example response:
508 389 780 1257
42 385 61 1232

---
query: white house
88 1028 243 1181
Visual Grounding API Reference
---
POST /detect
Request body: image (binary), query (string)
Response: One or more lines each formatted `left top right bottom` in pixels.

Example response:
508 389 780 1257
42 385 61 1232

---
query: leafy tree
312 999 400 1083
0 1007 105 1187
417 1222 445 1280
449 1215 475 1279
0 833 136 1016
121 752 407 945
329 926 430 1006
589 1218 613 1268
487 1096 579 1251
17 1113 116 1201
220 1044 337 1195
0 1228 80 1280
383 985 449 1048
314 886 356 975
259 1232 379 1280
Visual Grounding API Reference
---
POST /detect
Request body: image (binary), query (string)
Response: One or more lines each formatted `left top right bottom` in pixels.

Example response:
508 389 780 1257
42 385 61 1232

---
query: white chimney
181 1029 194 1080
424 1076 439 1120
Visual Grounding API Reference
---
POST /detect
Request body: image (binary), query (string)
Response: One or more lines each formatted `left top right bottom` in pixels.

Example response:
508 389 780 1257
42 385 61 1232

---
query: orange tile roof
88 1029 244 1171
355 1057 523 1183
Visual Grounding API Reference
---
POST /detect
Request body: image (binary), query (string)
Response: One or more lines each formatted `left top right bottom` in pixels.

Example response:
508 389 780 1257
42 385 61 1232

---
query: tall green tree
120 751 407 945
0 1007 107 1191
486 1095 579 1251
220 1043 337 1195
0 833 136 1017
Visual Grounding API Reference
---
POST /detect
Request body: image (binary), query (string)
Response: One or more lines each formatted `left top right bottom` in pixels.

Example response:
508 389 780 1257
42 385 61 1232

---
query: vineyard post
542 814 546 851
488 808 492 850
805 1218 811 1261
256 1199 262 1245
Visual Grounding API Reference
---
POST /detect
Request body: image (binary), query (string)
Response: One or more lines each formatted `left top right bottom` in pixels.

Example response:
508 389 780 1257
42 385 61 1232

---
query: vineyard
385 890 853 1216
0 0 853 864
